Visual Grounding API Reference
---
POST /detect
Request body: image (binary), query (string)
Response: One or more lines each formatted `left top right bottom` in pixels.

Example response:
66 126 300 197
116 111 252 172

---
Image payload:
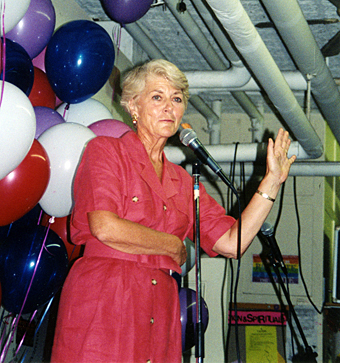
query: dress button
147 360 151 363
151 279 157 285
150 317 154 324
163 205 167 211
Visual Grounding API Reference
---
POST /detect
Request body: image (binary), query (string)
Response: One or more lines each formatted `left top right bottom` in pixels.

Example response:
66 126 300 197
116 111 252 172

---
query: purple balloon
88 119 131 138
34 106 65 138
6 0 56 59
101 0 153 24
179 287 209 352
32 47 46 72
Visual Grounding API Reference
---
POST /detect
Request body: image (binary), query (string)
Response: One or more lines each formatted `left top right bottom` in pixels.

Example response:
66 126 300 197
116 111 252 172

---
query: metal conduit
164 141 309 165
186 162 340 178
260 0 340 147
164 0 264 143
123 22 220 122
205 0 323 159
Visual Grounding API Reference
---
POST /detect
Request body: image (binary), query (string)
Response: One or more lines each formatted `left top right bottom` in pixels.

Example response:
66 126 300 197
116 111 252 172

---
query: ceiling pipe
191 0 240 64
205 0 323 159
260 0 340 147
164 0 265 143
164 140 309 165
185 67 251 88
189 0 266 137
210 100 222 144
189 95 219 124
184 162 340 178
124 22 221 123
187 70 307 91
163 0 227 71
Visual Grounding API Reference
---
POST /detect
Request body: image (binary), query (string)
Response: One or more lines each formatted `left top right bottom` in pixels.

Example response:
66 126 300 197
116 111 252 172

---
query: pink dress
51 132 235 363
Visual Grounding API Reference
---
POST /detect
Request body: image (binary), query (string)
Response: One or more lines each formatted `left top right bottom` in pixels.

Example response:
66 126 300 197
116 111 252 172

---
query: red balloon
0 140 50 226
41 214 82 262
29 67 56 108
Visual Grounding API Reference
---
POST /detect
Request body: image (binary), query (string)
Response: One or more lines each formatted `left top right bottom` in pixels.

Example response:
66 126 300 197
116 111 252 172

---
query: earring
132 114 138 128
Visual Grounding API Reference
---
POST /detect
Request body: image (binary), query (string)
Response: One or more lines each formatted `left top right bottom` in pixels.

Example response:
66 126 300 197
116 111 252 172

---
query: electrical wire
292 176 323 315
224 143 242 363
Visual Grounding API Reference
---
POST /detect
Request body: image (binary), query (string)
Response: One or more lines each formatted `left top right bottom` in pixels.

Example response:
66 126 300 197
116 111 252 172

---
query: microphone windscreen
179 128 197 146
260 222 274 236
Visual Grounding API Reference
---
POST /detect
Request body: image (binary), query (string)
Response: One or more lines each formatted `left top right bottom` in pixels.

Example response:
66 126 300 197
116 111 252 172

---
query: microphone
179 128 236 192
260 222 288 276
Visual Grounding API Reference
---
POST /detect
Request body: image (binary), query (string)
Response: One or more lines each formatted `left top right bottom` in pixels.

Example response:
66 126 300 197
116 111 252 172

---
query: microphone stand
258 233 318 363
193 160 204 363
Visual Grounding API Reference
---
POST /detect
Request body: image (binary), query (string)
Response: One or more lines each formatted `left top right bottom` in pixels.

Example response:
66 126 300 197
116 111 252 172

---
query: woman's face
130 74 185 142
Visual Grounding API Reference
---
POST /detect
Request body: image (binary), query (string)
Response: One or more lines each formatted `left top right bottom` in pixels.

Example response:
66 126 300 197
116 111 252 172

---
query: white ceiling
74 0 340 117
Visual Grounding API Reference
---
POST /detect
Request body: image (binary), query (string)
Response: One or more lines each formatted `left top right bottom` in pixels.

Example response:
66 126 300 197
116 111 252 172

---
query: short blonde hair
120 59 190 114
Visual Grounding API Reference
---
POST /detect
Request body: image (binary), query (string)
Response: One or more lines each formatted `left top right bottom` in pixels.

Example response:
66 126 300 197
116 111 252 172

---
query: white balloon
181 238 196 276
0 81 36 179
38 122 96 218
57 98 113 127
0 0 31 35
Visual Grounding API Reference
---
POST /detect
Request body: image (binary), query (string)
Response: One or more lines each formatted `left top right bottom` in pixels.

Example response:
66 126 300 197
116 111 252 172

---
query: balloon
89 119 131 138
45 20 115 104
6 0 56 59
29 67 56 109
179 287 209 352
0 81 36 180
0 140 50 227
34 106 65 138
101 0 153 24
181 238 196 276
38 123 96 217
41 214 82 262
171 272 181 292
0 0 31 35
57 99 113 126
0 205 43 241
0 205 43 246
32 47 46 72
0 38 34 95
0 225 68 314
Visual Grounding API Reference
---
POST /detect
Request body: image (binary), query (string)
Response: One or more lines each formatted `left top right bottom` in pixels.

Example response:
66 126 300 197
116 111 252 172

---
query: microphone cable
293 176 323 315
224 142 243 363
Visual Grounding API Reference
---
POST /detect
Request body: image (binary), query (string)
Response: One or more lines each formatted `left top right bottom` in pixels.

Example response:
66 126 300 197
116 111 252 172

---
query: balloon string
13 310 37 357
43 219 55 255
0 224 52 363
114 24 121 57
62 103 70 120
0 0 6 110
16 297 54 363
0 310 8 353
69 245 76 261
37 209 43 225
0 315 16 363
111 24 122 103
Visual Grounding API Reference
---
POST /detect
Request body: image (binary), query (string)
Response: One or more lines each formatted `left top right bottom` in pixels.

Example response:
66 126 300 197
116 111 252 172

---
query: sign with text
229 310 287 326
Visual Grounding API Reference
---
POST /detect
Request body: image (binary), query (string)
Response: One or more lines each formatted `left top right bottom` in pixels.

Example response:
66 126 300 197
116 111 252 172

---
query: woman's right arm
87 210 187 266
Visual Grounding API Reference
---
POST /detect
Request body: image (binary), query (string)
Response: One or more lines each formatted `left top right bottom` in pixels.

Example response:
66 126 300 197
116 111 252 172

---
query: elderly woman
51 59 296 363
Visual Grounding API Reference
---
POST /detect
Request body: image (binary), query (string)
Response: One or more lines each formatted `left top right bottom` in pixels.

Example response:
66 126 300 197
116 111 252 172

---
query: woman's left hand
266 128 296 185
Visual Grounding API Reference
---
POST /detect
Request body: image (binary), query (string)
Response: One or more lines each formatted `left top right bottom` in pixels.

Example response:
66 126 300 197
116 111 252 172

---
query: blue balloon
171 271 182 292
179 287 209 352
0 205 43 240
0 38 34 95
45 20 115 104
0 225 68 314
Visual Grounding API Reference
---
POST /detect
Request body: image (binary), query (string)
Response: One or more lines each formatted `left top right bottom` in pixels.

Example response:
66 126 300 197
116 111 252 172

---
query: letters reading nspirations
229 310 287 326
